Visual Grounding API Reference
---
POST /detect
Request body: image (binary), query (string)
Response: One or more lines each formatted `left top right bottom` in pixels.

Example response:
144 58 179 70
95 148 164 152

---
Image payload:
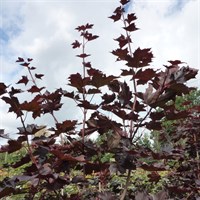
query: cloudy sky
0 0 199 142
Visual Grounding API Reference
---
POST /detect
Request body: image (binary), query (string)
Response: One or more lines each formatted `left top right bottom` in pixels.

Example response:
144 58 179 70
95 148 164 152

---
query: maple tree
0 0 199 199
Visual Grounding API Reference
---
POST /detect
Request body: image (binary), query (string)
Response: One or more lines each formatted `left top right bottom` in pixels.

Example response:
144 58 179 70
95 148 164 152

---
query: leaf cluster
0 0 199 199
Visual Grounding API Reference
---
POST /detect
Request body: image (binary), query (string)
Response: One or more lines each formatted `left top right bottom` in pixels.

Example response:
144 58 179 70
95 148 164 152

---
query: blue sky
0 0 199 143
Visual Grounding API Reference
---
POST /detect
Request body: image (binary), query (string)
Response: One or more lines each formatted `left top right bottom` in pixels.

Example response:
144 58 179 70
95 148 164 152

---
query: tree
0 0 199 199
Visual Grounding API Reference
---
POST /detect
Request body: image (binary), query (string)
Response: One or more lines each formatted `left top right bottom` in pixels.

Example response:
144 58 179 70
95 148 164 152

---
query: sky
0 0 199 143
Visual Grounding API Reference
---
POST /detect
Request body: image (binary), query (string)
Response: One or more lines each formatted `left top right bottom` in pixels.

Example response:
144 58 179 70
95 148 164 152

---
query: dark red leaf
87 88 101 94
0 187 16 199
68 73 90 93
75 23 93 31
71 175 87 183
78 100 99 110
20 99 41 119
27 58 33 62
51 150 86 162
30 66 36 70
56 120 77 133
83 62 91 68
27 86 45 93
88 68 117 88
148 171 161 183
124 23 138 32
126 48 153 68
2 96 23 117
146 121 162 130
71 40 81 48
134 68 157 85
150 111 165 121
35 73 44 79
83 32 99 41
20 62 30 67
126 13 137 24
76 53 90 58
112 48 129 61
109 13 122 22
62 90 75 99
166 110 188 120
108 80 120 93
168 60 183 65
9 87 23 95
0 82 8 95
114 6 124 14
140 163 166 171
120 0 130 5
16 76 29 85
0 140 22 153
12 154 31 168
114 34 131 48
102 93 116 104
121 69 134 76
16 57 24 62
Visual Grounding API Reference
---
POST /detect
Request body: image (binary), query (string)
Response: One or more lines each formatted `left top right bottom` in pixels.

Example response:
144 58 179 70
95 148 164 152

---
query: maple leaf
16 76 29 85
78 100 99 110
102 93 116 104
124 22 138 32
0 82 8 95
30 66 36 70
83 62 91 68
68 73 90 93
56 120 77 133
112 48 129 61
27 86 45 93
0 140 22 153
109 13 122 22
27 58 33 62
134 68 157 85
35 73 44 79
168 60 183 65
114 34 131 48
120 0 130 5
2 96 23 117
16 57 24 62
140 163 167 171
85 23 94 29
108 80 120 93
51 150 86 162
126 48 153 68
20 62 30 67
88 68 117 88
82 32 99 41
9 87 23 96
76 53 90 58
20 99 42 119
75 23 93 31
121 69 134 76
126 13 137 24
87 88 101 94
71 40 81 48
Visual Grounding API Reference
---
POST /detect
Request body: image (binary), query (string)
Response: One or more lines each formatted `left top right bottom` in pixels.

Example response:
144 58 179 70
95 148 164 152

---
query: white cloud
0 0 199 143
